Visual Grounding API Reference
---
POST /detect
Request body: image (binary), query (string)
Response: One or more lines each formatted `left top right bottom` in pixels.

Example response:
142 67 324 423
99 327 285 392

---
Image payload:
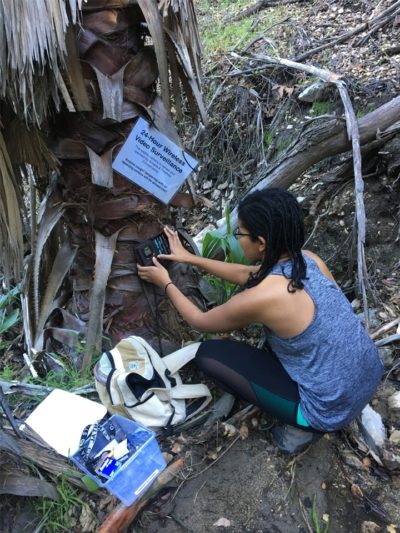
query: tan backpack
94 336 211 430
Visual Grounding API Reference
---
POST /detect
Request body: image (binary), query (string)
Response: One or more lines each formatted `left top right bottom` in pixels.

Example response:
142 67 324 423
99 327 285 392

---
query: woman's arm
158 226 258 286
182 254 258 287
137 257 261 332
164 282 259 332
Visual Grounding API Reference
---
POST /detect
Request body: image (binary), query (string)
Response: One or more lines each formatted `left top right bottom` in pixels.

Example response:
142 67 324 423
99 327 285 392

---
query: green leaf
202 230 225 259
0 308 20 335
0 286 20 310
226 235 249 264
225 206 232 235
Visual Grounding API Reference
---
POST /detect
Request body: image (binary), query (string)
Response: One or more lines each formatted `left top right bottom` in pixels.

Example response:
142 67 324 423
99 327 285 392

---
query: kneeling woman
138 188 383 454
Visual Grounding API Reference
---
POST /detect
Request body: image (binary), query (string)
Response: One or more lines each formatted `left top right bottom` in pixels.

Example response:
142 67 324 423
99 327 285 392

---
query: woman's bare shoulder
302 250 336 283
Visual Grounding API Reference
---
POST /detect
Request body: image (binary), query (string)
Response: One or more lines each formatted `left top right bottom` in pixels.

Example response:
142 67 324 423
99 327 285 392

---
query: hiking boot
271 424 322 455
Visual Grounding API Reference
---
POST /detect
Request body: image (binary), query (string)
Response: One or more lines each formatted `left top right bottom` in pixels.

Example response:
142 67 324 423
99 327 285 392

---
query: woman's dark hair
238 188 307 292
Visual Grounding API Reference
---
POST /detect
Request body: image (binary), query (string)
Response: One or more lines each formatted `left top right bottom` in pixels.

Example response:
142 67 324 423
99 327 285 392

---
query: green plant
0 285 20 336
356 104 375 118
29 357 94 391
263 130 273 148
199 0 289 55
310 101 332 116
0 365 15 380
311 496 329 533
202 207 249 305
34 475 94 532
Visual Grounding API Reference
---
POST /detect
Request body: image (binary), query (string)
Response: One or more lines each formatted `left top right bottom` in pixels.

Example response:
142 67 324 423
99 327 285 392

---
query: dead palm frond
0 131 23 284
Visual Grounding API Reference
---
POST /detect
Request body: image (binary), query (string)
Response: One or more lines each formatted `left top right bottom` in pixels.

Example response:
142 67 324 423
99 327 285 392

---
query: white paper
25 389 107 457
112 117 198 204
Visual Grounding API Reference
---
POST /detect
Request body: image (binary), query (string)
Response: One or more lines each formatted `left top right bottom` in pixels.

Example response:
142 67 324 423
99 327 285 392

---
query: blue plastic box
71 415 166 506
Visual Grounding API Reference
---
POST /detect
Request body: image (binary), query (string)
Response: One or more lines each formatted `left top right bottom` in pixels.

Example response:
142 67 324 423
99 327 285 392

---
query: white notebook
24 389 107 457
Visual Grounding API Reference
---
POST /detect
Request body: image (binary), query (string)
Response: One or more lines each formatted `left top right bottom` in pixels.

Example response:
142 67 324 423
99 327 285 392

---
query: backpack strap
162 342 201 375
169 383 212 420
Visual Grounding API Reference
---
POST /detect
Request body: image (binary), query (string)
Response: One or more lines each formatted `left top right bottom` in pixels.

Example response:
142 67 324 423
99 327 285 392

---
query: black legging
196 339 319 432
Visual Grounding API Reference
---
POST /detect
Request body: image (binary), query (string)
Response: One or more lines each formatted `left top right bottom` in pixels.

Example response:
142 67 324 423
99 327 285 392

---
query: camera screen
144 246 153 257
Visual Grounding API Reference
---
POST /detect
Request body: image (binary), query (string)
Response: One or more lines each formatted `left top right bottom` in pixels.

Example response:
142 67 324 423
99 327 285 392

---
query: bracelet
164 281 174 294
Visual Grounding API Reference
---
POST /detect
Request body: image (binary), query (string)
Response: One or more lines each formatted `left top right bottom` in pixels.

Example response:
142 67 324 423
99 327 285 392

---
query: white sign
112 117 198 204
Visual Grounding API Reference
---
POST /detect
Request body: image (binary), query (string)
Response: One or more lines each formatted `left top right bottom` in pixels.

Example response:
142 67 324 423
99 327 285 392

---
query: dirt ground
135 421 400 532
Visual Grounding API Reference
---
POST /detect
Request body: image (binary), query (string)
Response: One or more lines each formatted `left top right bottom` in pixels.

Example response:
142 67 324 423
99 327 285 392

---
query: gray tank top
265 255 383 431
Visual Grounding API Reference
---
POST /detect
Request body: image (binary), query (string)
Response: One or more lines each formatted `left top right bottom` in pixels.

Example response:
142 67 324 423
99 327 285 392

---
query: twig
185 434 240 481
98 455 186 533
193 480 207 505
0 378 95 397
293 1 400 62
356 8 400 46
298 496 314 533
0 386 23 437
375 333 400 347
370 317 400 340
22 352 38 378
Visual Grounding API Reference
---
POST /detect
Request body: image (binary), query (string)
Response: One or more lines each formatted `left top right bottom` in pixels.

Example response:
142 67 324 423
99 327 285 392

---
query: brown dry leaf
171 443 183 454
239 424 249 440
351 483 364 499
272 84 294 98
363 457 371 468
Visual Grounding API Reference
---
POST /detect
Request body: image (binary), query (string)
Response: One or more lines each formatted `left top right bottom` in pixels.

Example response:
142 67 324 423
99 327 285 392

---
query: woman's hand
158 226 194 263
137 257 171 289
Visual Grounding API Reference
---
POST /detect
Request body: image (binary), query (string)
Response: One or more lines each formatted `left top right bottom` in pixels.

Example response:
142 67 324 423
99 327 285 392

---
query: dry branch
293 0 400 62
98 455 186 533
0 427 87 490
371 317 400 340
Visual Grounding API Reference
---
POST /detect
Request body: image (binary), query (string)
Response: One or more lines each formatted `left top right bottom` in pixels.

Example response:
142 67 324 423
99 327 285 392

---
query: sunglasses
233 228 253 239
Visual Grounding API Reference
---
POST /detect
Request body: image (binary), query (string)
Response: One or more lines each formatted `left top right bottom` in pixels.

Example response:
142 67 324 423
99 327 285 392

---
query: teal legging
196 339 318 432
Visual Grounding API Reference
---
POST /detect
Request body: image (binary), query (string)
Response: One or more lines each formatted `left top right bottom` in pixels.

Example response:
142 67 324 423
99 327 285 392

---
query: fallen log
0 427 86 490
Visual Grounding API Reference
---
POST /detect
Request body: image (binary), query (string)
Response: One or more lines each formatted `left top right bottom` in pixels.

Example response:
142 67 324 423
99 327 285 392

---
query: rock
341 450 365 470
361 521 381 533
202 180 212 190
298 81 332 102
357 308 380 329
389 430 400 445
378 347 394 368
382 449 400 471
388 392 400 425
212 189 221 200
360 404 386 449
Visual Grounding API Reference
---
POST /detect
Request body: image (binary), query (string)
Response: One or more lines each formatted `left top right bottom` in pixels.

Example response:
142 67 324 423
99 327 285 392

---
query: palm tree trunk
42 0 206 365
